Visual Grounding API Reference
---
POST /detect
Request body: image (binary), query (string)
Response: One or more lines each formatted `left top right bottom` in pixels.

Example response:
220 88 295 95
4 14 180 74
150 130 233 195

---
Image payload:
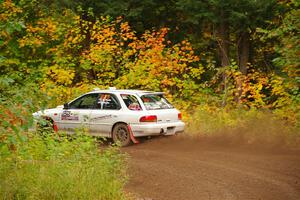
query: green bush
0 79 128 200
0 132 127 200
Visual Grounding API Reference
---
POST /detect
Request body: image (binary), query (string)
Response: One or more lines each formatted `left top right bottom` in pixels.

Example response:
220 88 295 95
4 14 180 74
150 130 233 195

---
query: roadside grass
0 131 128 200
186 106 300 148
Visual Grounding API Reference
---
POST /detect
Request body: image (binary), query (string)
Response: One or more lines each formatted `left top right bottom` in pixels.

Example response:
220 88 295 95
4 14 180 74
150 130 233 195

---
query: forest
0 0 299 199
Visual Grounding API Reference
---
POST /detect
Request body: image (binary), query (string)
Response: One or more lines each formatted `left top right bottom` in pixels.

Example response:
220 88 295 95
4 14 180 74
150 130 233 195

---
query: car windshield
141 94 174 110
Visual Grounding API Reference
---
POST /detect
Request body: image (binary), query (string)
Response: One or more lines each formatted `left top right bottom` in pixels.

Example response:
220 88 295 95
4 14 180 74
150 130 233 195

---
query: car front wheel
112 123 132 147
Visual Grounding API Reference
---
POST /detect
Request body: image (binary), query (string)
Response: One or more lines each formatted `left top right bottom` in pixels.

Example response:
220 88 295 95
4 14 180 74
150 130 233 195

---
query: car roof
87 89 164 96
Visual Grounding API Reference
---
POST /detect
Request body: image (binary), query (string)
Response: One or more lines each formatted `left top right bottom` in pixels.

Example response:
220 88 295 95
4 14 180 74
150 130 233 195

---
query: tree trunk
217 18 230 67
216 11 230 107
236 31 250 103
237 31 250 75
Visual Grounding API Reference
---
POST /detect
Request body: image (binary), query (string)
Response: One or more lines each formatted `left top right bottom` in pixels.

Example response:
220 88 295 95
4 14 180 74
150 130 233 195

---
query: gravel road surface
124 136 300 200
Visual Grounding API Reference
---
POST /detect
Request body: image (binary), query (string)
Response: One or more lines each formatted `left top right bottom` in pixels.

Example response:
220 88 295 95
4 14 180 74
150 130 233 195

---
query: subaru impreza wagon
33 88 185 146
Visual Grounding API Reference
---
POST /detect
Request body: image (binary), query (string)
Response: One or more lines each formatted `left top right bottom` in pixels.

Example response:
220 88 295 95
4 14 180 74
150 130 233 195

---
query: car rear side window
141 94 174 110
95 93 121 110
121 94 142 111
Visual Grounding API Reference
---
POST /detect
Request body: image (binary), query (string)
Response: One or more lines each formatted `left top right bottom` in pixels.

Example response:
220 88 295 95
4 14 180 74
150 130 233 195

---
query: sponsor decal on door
61 111 79 121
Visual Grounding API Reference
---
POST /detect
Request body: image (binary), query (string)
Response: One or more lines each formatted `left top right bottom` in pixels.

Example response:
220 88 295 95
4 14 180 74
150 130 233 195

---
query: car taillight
139 115 157 122
178 113 182 120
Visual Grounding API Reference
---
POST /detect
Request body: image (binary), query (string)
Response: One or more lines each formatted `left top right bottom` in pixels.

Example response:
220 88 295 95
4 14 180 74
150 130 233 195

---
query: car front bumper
130 121 185 137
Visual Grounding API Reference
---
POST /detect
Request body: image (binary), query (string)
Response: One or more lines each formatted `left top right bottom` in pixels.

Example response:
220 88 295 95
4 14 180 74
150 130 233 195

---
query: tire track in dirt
124 136 300 200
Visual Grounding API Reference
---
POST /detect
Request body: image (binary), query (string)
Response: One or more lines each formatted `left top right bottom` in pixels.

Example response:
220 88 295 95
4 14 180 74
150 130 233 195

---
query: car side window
96 93 120 110
69 93 98 109
121 94 142 111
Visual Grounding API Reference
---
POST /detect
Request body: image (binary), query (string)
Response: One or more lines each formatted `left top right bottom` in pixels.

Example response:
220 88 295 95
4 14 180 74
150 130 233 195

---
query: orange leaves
119 21 136 41
214 64 294 109
19 17 60 49
81 18 135 68
63 17 85 49
0 104 29 136
0 0 22 22
35 15 202 104
112 26 201 95
19 35 44 48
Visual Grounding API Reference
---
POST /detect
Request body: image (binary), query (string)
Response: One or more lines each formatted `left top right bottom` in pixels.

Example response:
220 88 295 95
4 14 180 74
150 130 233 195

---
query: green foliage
272 1 300 103
0 132 127 200
0 84 128 199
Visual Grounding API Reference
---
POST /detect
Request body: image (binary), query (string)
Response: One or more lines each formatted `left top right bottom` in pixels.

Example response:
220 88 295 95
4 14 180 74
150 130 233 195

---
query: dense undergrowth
0 132 127 200
0 91 128 200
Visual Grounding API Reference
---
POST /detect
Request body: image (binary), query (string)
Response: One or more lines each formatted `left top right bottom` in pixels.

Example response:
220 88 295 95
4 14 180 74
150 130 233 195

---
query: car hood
32 106 63 119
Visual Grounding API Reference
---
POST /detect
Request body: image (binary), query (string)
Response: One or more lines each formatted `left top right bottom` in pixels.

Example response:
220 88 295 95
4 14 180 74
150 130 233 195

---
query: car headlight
32 111 41 119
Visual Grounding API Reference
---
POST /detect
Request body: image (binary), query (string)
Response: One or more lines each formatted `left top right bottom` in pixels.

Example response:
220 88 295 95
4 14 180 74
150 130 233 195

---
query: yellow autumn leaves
37 15 203 106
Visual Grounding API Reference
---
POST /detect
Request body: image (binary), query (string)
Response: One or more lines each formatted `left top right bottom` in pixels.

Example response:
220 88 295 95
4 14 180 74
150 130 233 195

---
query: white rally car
33 88 185 146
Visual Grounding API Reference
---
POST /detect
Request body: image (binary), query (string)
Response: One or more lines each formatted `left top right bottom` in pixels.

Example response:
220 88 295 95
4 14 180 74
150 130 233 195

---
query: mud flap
127 125 139 144
53 121 58 132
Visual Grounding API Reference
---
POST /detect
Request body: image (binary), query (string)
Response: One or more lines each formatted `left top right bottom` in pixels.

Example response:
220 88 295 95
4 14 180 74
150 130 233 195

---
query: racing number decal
61 111 79 121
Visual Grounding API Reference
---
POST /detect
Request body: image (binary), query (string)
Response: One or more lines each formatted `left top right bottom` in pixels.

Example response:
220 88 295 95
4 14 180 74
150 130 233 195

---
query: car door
59 93 98 132
89 93 121 137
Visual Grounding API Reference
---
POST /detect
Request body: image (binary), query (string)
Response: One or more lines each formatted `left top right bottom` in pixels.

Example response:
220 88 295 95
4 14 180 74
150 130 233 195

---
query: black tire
112 123 132 147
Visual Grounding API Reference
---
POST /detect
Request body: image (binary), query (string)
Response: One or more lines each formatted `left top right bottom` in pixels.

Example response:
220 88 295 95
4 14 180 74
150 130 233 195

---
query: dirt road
124 135 300 200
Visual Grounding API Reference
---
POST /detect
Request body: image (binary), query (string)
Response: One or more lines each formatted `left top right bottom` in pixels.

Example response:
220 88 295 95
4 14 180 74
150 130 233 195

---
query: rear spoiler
137 92 165 97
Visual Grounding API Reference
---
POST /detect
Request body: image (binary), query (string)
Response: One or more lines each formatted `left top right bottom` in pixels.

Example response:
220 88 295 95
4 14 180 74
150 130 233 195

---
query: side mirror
63 103 69 110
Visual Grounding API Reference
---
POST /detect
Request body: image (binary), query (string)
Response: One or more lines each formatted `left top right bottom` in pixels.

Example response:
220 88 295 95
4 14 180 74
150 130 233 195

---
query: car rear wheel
112 123 132 147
